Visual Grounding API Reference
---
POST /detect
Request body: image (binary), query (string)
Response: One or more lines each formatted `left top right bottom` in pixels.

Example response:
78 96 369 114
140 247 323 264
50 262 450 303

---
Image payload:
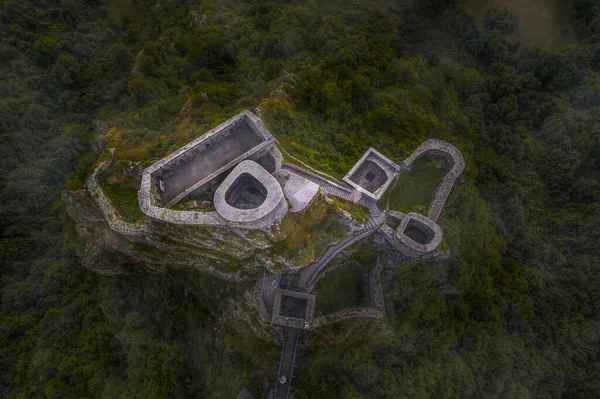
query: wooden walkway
275 327 300 399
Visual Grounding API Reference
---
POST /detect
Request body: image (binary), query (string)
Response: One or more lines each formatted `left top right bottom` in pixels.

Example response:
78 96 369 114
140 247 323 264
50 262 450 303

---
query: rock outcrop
62 185 325 279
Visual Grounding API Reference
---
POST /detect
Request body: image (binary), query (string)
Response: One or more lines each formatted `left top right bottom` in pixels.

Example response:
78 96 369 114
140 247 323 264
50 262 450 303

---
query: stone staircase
275 327 300 399
358 194 381 220
236 387 255 399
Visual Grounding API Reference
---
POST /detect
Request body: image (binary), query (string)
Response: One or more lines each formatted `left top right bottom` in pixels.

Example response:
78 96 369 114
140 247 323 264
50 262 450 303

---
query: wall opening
349 160 387 193
225 173 267 209
404 219 434 244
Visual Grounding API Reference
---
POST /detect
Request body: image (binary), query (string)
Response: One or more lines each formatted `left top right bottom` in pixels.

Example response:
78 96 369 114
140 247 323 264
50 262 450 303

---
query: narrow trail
298 215 383 290
275 327 300 399
273 166 385 399
282 164 385 290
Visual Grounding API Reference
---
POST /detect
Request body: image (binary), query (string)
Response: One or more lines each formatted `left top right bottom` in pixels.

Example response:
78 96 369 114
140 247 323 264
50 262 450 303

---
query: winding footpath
282 163 385 290
299 214 383 290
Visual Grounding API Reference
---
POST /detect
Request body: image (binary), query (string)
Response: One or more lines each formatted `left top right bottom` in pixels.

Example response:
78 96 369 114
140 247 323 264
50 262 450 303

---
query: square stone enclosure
343 148 399 200
271 288 315 329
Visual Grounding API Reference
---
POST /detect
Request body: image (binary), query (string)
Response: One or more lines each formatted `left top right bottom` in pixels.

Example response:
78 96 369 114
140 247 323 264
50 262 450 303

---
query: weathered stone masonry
77 111 465 399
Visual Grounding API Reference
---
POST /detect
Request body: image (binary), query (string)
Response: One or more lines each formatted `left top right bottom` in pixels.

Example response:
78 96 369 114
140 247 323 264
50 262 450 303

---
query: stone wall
369 255 385 310
86 149 151 237
399 139 465 222
312 307 384 329
343 147 400 200
137 111 288 230
310 252 386 329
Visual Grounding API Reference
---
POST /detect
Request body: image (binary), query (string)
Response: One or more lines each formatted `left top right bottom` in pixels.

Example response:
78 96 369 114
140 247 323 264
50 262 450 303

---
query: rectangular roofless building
343 148 400 200
150 111 277 207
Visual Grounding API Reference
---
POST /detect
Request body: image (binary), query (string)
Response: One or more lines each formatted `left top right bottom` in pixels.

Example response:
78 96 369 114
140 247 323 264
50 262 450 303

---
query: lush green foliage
276 195 349 265
330 197 369 225
1 0 600 398
313 241 377 315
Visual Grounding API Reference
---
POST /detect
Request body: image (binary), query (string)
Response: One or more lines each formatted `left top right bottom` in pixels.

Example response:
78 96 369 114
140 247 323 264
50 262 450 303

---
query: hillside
1 0 600 397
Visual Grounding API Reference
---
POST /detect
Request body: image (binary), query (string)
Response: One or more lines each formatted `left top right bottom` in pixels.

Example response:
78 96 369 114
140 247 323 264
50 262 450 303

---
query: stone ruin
343 147 399 200
137 111 292 229
78 110 465 399
136 110 464 258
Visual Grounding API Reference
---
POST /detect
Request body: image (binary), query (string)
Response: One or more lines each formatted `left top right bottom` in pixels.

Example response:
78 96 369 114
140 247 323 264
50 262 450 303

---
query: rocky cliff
62 185 348 280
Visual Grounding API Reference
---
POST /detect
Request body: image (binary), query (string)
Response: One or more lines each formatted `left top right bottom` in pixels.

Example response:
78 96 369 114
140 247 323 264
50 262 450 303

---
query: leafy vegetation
1 0 600 397
99 167 147 222
330 197 369 225
313 241 377 315
276 195 349 265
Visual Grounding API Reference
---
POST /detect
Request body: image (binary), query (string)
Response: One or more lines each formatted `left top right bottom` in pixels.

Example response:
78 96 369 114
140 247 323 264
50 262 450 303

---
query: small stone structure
343 148 400 200
280 171 319 212
271 288 315 330
385 212 443 258
214 160 285 223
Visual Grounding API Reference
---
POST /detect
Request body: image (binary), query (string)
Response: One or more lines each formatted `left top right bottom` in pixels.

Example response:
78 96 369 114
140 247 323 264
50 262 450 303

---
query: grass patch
379 154 449 213
313 241 377 315
275 195 349 265
330 197 368 226
98 163 146 223
277 142 345 181
101 184 146 223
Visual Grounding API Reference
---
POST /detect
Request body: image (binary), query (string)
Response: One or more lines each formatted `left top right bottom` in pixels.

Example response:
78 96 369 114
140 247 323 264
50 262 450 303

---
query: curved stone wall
136 112 288 230
399 139 465 222
394 212 443 257
214 160 285 223
86 150 151 236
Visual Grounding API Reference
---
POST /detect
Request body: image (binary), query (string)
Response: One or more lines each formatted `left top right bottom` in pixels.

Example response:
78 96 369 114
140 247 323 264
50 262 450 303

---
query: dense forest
1 0 600 397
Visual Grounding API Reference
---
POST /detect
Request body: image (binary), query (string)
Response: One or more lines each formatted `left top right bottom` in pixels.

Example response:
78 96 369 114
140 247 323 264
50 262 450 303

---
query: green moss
275 195 349 265
330 197 369 225
98 162 145 223
313 241 377 315
101 184 146 223
276 142 345 181
379 155 449 213
173 200 216 212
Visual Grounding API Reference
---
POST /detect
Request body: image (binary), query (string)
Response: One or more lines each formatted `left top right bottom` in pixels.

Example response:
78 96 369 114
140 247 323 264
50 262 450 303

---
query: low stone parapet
399 139 465 222
86 149 150 237
312 307 384 329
